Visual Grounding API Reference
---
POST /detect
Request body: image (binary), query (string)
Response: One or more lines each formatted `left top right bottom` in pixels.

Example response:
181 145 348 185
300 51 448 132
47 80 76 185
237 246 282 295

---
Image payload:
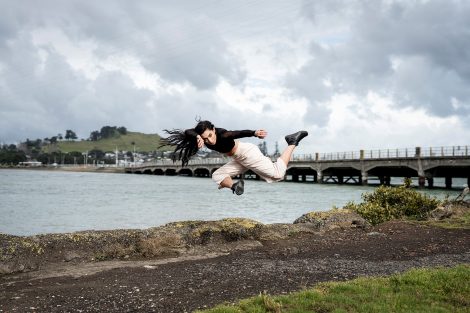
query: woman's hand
255 129 267 139
196 135 204 148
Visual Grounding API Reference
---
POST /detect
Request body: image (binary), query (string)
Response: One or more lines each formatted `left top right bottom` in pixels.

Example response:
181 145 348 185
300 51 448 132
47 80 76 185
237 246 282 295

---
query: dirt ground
1 220 469 313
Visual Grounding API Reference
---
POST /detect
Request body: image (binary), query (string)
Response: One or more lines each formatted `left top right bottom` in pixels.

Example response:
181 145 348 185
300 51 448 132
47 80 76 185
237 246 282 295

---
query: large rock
1 214 372 277
0 219 265 276
293 208 369 230
429 202 470 220
429 206 454 220
164 218 264 245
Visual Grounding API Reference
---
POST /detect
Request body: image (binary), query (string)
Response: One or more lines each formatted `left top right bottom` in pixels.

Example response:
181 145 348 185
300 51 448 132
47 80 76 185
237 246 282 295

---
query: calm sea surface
0 169 464 236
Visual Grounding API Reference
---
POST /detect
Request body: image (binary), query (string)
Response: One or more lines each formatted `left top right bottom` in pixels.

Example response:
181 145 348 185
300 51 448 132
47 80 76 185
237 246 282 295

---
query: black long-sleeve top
185 127 255 154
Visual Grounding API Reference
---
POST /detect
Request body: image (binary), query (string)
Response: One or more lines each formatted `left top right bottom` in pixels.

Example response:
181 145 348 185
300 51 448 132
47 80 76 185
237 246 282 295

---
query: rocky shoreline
1 206 469 312
0 165 126 174
0 209 367 276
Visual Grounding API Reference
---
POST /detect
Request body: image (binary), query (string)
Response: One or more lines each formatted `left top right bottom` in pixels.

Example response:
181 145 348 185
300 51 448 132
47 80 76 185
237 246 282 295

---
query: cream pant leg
212 142 287 185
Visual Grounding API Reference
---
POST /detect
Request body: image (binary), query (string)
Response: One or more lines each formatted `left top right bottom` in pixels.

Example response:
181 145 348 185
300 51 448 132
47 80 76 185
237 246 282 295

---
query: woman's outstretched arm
223 129 267 139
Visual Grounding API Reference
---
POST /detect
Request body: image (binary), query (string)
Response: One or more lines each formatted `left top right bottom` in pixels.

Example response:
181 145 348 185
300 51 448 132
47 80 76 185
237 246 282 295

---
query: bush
344 185 441 225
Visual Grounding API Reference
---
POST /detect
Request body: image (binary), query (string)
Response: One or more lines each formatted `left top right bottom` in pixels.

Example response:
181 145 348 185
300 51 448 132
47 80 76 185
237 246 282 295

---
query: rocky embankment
0 209 368 276
1 204 469 312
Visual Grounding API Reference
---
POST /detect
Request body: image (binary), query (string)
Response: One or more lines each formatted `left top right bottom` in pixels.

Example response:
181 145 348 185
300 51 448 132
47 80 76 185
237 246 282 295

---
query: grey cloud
0 35 156 142
2 0 469 148
0 0 252 143
292 0 470 118
0 0 245 90
67 0 245 89
262 104 274 113
140 16 245 89
68 71 156 130
303 102 331 128
286 42 339 105
150 91 220 133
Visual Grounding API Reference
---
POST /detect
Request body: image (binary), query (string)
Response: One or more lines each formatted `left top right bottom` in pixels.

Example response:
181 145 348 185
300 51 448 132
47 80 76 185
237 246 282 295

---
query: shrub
344 185 441 225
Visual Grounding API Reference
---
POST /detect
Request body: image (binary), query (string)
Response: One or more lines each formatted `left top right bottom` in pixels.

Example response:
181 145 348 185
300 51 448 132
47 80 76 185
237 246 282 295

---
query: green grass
197 265 470 313
46 132 167 153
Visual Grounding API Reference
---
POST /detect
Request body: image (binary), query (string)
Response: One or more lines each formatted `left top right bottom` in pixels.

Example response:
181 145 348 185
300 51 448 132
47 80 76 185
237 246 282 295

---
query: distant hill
55 132 169 153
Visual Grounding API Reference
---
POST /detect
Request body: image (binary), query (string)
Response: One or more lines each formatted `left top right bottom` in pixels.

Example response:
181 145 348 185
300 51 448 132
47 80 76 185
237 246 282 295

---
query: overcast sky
1 0 469 154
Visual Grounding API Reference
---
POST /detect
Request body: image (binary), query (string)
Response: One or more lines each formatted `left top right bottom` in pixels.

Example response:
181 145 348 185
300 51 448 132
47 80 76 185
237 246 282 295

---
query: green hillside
54 132 168 153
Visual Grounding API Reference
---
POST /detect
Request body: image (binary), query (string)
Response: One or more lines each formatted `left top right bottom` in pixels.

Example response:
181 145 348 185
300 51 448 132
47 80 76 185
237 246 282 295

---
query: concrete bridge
126 146 470 189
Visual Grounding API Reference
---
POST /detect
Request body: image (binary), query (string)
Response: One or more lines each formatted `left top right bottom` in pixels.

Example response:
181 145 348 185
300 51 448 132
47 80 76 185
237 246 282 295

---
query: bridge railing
133 157 230 167
421 146 469 157
131 145 468 168
364 148 415 159
187 157 230 165
292 145 469 161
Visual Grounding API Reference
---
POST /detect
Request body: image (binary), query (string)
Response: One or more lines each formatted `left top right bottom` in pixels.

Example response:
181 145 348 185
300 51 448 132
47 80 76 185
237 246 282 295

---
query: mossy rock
426 202 470 229
164 218 264 244
293 208 369 230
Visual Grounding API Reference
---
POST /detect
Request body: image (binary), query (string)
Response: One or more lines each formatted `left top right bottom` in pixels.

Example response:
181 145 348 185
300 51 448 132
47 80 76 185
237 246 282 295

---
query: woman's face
200 128 216 145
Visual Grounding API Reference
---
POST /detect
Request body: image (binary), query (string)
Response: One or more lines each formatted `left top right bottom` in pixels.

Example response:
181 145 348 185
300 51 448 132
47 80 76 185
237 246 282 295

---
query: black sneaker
285 130 308 146
231 179 244 196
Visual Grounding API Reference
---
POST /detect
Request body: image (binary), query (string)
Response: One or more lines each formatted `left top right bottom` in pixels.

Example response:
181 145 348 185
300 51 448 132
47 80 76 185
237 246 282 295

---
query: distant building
19 161 42 167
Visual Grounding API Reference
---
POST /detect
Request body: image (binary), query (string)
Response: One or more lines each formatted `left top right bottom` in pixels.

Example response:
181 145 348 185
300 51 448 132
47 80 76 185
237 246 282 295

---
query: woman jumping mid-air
160 120 308 196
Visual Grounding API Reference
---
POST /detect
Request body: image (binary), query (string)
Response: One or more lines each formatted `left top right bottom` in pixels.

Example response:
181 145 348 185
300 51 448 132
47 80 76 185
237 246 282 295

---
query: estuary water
0 169 464 236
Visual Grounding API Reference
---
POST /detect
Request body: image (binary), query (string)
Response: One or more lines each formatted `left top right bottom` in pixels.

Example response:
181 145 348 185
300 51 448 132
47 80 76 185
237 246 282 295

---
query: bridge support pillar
418 176 426 188
416 153 426 188
338 175 344 184
361 171 368 186
427 177 434 188
317 171 323 184
301 174 306 182
379 176 391 186
445 176 452 189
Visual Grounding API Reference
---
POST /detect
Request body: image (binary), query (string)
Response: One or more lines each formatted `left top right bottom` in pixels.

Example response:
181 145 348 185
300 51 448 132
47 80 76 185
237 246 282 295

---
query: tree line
0 125 128 165
41 126 127 144
89 126 127 141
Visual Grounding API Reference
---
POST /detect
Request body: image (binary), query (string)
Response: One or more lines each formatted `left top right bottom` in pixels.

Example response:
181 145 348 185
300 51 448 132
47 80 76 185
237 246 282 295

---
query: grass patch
52 132 166 153
197 265 470 313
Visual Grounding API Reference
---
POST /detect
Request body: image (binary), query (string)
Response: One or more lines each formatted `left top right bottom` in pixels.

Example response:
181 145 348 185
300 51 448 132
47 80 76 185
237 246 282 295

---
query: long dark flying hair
159 120 214 167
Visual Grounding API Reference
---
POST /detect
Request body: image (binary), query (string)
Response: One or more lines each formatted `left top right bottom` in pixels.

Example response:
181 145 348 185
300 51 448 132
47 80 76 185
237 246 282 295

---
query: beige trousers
212 142 287 184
